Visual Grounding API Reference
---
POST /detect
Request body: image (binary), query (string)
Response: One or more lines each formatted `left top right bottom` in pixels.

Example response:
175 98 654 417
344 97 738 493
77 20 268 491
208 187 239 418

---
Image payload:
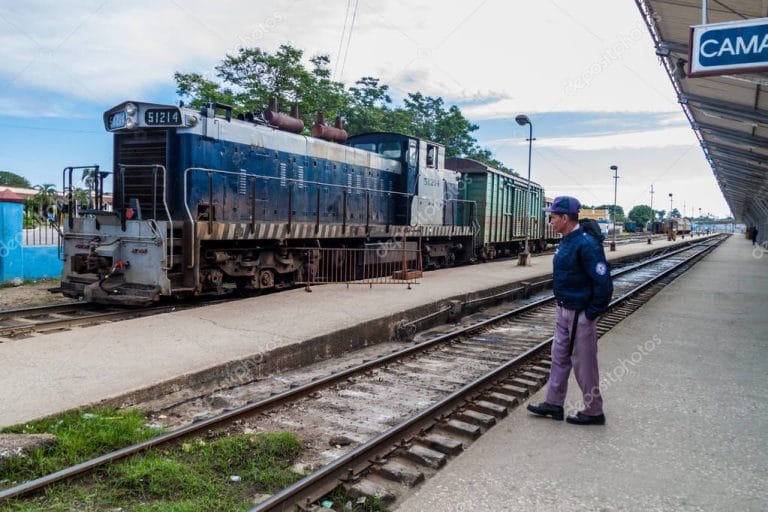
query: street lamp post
668 193 673 218
609 165 619 252
516 114 533 266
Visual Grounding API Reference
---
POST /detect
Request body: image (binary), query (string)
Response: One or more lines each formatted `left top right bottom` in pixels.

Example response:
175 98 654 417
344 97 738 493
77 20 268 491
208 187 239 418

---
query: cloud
488 126 697 152
0 0 680 116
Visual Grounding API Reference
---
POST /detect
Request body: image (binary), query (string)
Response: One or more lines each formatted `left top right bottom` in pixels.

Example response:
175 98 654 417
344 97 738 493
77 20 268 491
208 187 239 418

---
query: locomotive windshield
350 140 404 159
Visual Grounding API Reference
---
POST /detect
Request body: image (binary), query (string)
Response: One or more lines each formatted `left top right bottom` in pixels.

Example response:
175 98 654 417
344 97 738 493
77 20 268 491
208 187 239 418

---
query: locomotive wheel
259 269 275 289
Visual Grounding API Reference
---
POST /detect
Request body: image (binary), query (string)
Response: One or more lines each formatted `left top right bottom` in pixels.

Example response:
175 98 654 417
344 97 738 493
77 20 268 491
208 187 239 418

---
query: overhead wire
332 0 353 81
337 0 359 81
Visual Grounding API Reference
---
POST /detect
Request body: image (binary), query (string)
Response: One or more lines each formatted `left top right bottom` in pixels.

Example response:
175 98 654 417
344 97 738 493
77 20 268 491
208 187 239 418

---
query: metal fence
22 207 62 247
296 233 423 289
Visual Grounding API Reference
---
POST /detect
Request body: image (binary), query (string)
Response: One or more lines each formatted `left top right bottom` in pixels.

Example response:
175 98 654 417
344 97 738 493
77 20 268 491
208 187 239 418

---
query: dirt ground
0 279 77 310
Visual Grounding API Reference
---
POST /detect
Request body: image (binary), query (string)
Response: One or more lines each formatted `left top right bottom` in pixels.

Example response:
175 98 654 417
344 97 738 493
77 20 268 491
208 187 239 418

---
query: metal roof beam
695 122 768 146
712 157 768 177
657 40 688 55
717 180 754 195
680 93 768 126
714 164 760 181
706 142 768 165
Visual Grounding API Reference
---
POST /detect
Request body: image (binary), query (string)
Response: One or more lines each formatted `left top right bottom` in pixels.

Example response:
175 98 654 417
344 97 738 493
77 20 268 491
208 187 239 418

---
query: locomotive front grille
114 131 169 220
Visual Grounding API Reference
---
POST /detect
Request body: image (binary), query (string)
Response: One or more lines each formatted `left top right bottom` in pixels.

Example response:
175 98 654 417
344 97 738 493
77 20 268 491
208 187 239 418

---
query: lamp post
668 193 673 218
609 165 619 252
516 114 533 266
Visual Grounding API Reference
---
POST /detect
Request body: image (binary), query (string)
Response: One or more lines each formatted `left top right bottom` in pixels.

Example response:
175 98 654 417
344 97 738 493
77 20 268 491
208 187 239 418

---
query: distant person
752 227 759 246
527 196 614 425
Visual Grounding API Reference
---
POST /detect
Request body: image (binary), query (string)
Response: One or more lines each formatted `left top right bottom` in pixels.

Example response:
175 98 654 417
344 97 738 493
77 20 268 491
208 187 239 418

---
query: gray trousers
545 305 603 415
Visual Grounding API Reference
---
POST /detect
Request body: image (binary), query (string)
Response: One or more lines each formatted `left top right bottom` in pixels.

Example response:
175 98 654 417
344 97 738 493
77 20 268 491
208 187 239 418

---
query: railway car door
411 141 444 226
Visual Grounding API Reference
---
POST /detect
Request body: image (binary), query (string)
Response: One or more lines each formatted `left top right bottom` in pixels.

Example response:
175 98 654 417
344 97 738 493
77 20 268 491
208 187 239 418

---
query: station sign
689 17 768 77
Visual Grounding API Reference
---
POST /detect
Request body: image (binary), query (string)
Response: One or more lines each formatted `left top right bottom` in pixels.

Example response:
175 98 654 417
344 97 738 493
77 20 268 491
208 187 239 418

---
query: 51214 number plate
144 108 181 126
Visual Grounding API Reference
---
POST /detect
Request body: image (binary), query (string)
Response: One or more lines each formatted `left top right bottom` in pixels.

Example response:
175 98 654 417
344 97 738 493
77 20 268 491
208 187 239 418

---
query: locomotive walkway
0 235 718 427
396 235 767 512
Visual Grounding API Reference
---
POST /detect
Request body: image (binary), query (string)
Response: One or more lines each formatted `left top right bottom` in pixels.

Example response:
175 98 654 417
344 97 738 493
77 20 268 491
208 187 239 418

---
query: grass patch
326 486 390 512
1 408 163 484
2 431 303 511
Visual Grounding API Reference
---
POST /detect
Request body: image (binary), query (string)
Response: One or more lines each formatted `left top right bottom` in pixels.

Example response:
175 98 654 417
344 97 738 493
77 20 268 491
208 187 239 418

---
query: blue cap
545 196 581 214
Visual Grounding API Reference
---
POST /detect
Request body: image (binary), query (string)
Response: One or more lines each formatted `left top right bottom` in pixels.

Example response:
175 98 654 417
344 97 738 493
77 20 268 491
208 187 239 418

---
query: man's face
549 213 570 234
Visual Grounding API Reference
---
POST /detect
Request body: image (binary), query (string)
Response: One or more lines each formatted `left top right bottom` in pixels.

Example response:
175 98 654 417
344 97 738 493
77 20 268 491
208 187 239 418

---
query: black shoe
566 412 606 425
526 402 564 420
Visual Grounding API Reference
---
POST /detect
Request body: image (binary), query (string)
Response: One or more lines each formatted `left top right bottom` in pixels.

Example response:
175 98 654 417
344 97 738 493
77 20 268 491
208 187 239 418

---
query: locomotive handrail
61 165 103 231
181 166 478 269
117 164 173 271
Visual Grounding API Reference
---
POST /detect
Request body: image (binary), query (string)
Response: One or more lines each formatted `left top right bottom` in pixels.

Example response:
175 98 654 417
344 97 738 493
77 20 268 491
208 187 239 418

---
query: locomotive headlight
125 117 136 129
125 103 137 115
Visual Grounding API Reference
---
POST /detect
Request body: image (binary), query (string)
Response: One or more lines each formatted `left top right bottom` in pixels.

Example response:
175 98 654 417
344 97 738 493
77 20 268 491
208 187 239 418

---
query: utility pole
650 184 655 220
610 165 619 252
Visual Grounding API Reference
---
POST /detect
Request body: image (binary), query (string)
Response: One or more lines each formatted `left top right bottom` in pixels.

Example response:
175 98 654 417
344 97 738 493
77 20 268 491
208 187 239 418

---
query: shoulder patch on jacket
595 262 607 275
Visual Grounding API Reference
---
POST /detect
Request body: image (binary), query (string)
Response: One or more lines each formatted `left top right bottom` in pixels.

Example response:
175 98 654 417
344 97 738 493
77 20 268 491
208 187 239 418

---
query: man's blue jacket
552 227 613 320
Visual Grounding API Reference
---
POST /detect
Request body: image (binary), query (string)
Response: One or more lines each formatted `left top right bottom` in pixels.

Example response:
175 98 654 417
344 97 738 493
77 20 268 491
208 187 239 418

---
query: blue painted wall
21 246 62 280
0 200 63 284
0 200 24 283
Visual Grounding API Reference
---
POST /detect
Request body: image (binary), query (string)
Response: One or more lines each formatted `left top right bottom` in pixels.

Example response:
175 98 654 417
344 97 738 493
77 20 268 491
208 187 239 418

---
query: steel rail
250 235 726 511
0 235 726 502
0 305 183 338
0 302 91 321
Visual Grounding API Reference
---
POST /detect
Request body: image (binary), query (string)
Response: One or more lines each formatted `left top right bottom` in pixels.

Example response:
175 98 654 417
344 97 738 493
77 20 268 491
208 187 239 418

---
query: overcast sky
0 0 731 217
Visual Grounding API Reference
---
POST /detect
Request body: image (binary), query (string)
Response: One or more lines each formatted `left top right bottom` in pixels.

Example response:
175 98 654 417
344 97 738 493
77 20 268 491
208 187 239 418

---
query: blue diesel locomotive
61 101 478 304
61 100 555 305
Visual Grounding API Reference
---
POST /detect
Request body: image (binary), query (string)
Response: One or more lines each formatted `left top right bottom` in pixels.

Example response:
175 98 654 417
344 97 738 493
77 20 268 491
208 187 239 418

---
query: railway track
0 235 727 508
0 234 699 342
0 302 188 341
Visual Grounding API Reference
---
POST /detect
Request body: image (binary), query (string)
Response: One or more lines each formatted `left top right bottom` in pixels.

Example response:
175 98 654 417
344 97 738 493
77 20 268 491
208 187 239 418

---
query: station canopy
637 0 768 226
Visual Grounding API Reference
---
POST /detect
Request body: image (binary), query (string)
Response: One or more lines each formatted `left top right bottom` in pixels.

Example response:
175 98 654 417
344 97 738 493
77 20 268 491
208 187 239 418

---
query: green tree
628 204 654 225
177 45 348 130
0 171 31 188
670 208 681 218
174 44 510 171
345 77 393 134
464 147 516 174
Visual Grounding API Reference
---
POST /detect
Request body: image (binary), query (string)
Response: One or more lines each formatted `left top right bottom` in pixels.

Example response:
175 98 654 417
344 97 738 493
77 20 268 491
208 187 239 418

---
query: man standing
527 196 613 425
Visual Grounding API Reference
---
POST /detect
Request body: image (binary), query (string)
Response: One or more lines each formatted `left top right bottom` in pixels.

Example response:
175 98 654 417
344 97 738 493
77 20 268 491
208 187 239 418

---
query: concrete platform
397 235 767 512
0 235 709 428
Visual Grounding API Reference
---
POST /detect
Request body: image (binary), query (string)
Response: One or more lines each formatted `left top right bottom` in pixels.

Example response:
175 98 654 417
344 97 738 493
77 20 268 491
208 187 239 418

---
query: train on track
61 100 560 305
648 218 692 236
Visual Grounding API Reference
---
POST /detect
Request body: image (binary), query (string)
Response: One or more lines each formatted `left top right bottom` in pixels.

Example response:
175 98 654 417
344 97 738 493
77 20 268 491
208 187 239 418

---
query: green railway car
446 158 548 259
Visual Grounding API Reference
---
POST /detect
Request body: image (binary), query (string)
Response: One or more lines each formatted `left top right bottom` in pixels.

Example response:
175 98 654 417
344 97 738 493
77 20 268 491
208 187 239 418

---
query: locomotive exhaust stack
311 112 348 143
264 98 305 134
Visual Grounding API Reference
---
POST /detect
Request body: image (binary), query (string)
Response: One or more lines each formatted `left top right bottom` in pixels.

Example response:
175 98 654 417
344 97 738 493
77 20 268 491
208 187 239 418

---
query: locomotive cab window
378 141 402 159
426 144 437 168
352 142 376 152
407 140 418 167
